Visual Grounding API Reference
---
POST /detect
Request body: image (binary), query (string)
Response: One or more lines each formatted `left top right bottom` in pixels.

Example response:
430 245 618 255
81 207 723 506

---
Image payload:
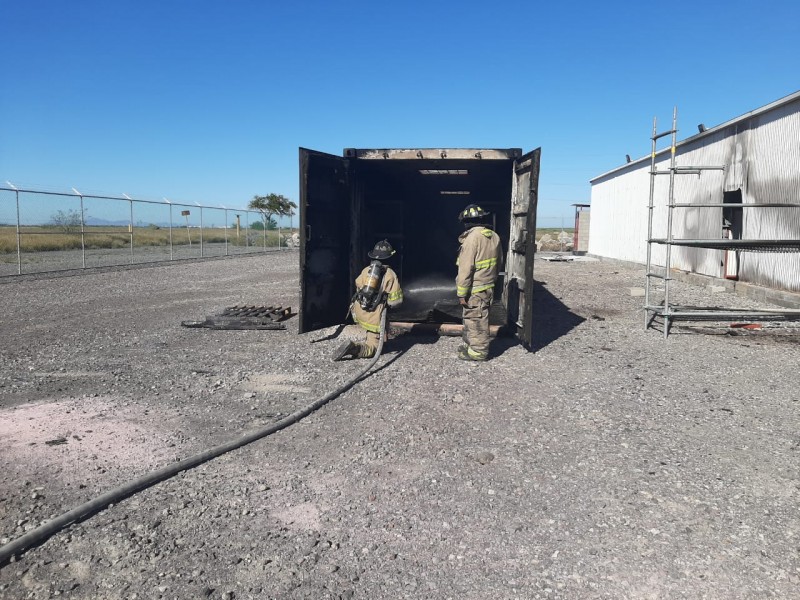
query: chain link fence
0 185 298 277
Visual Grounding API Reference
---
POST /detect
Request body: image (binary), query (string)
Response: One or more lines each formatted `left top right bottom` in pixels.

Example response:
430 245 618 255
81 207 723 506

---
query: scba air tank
358 261 384 311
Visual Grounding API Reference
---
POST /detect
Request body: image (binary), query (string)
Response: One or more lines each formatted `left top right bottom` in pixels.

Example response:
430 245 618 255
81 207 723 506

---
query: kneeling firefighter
456 204 502 361
332 239 403 361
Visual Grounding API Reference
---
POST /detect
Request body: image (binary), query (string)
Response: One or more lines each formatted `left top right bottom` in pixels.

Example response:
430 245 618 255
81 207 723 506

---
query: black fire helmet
368 239 396 260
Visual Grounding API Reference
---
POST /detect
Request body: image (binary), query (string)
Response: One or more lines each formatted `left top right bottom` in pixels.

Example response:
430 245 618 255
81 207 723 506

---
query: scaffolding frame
644 108 800 337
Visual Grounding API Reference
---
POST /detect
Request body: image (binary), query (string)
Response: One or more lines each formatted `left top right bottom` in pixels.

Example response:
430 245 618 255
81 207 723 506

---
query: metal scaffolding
644 108 800 336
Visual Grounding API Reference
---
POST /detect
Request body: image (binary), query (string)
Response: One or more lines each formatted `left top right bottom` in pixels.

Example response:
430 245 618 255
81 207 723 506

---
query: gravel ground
1 251 799 599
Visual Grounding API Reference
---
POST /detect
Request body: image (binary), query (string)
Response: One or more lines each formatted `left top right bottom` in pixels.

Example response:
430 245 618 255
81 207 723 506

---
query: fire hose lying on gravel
0 311 387 566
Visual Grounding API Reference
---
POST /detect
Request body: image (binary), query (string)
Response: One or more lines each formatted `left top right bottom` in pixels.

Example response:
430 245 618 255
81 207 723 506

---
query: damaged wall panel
589 90 800 292
300 147 541 349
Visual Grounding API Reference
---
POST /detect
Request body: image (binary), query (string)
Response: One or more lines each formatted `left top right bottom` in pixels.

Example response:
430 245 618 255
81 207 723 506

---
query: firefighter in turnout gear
332 240 403 361
456 204 502 361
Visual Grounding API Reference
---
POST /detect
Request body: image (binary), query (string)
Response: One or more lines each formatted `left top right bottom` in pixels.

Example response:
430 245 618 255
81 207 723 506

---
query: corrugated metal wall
589 94 800 292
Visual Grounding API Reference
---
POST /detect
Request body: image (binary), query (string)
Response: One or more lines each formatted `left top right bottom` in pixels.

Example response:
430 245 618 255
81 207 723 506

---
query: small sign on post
181 210 192 246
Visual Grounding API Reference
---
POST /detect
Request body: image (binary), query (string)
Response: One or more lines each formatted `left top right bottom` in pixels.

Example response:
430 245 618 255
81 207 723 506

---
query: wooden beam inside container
389 322 509 337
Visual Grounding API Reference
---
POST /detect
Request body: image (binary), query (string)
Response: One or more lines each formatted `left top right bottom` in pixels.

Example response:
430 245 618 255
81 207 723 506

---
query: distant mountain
85 217 173 228
85 217 131 226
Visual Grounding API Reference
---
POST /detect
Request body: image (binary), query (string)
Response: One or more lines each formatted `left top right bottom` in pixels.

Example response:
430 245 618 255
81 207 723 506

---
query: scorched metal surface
299 147 540 349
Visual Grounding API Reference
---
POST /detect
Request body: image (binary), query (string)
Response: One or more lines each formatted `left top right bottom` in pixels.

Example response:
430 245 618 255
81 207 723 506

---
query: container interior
352 158 513 323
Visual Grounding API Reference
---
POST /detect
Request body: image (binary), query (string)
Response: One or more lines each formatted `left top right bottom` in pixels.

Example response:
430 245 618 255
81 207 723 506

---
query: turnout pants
351 304 387 358
462 289 492 359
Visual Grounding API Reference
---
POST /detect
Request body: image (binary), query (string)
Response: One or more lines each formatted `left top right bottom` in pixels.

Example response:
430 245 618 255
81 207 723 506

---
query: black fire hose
0 312 388 566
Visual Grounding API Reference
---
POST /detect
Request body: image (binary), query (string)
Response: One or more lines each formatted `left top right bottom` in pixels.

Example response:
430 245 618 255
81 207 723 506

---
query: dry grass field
0 226 289 254
1 226 562 255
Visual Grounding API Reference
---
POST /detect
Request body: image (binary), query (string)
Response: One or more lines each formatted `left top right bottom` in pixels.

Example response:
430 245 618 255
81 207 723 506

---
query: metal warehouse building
588 90 800 297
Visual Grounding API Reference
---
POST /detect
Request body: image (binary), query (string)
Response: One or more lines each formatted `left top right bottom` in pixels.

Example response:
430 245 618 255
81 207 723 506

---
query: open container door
299 148 352 333
503 148 540 348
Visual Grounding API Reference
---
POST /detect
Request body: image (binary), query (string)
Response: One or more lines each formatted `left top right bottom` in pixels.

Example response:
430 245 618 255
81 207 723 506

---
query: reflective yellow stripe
388 289 403 302
467 345 486 359
458 282 494 296
475 257 497 270
354 317 381 333
481 228 493 238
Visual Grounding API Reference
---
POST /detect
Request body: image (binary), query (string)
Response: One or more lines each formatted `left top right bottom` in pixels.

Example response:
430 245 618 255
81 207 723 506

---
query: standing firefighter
456 204 502 361
332 240 403 361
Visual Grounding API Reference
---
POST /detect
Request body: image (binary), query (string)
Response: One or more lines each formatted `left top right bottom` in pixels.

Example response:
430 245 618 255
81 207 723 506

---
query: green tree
248 193 296 231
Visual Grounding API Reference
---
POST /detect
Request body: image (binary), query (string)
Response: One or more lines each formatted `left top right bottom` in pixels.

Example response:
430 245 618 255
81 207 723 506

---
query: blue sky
2 0 798 227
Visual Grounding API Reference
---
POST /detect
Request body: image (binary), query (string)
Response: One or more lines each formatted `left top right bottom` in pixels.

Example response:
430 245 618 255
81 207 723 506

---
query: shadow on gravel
314 279 586 361
359 332 440 376
318 328 439 374
528 279 586 351
379 279 588 360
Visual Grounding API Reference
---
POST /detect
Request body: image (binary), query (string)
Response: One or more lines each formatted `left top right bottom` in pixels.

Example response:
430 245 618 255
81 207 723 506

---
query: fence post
199 206 204 258
128 196 134 264
13 186 21 275
224 209 229 256
75 189 86 269
168 202 174 260
289 210 294 252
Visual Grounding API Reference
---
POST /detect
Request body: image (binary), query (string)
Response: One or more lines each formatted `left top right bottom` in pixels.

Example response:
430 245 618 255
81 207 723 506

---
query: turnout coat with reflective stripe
351 265 403 333
456 226 502 297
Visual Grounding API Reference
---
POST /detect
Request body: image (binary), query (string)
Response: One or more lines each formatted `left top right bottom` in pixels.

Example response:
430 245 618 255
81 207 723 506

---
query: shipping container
299 147 540 349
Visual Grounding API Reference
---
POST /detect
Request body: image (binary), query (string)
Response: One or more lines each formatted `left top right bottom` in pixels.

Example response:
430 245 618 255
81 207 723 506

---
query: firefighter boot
332 341 359 361
458 345 487 362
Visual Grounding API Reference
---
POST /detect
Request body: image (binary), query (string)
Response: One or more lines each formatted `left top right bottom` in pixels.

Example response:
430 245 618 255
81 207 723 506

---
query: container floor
390 275 507 325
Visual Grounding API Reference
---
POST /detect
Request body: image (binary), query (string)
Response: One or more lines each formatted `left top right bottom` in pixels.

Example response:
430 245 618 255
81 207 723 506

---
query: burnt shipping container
299 147 540 349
